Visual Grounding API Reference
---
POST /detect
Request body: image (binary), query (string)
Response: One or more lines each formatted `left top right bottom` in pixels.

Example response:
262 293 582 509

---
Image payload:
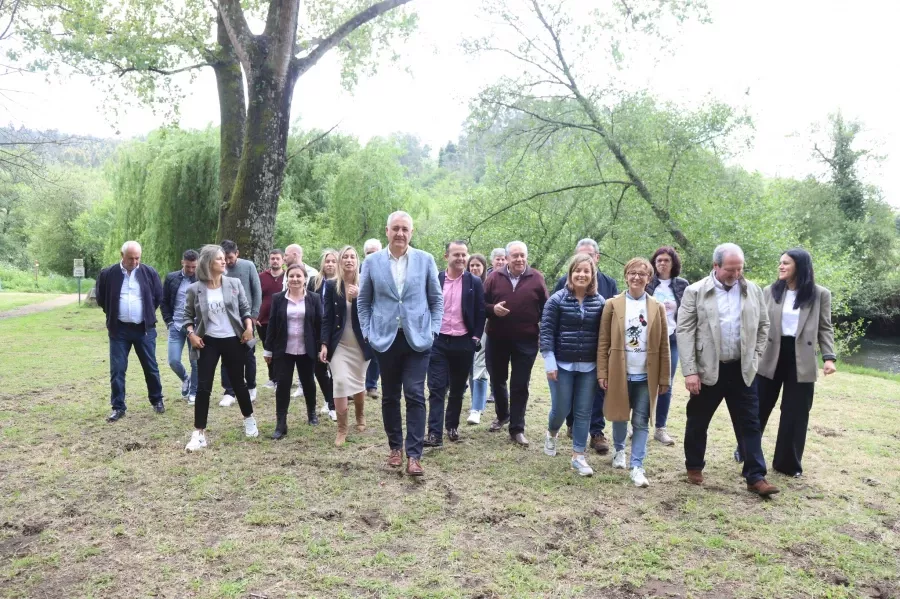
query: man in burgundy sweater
483 241 548 446
257 248 285 388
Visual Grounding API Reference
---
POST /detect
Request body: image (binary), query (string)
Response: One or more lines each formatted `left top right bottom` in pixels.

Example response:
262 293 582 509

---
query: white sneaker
292 385 303 398
320 405 330 414
328 410 337 421
243 416 259 438
654 427 675 446
181 377 190 397
185 430 207 451
612 449 627 469
630 467 650 487
263 380 276 390
627 425 633 439
188 395 196 406
571 454 594 476
249 388 257 402
467 410 481 425
219 394 236 407
543 431 557 456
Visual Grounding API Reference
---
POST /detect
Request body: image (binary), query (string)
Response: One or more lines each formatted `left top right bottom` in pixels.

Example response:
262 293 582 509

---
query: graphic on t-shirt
626 312 648 351
208 299 226 324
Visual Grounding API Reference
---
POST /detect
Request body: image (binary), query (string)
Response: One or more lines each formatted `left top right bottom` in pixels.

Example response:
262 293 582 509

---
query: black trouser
275 353 317 417
315 361 334 411
427 334 477 437
376 330 430 459
757 337 815 476
257 323 275 382
195 336 254 429
221 334 257 394
684 361 767 484
487 336 538 436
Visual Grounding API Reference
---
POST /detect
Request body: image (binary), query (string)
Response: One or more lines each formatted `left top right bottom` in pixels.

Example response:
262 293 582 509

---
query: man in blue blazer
358 211 444 476
95 240 165 422
425 240 485 447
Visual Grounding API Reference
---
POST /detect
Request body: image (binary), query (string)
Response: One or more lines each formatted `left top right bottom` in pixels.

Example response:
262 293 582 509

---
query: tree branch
116 62 210 78
286 123 340 163
294 0 413 78
213 0 254 74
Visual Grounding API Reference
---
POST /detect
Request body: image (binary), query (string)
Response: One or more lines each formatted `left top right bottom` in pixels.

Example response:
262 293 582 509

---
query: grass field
0 292 60 312
0 305 898 599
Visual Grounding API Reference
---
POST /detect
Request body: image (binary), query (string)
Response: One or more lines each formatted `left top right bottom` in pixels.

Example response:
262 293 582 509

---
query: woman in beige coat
597 258 670 487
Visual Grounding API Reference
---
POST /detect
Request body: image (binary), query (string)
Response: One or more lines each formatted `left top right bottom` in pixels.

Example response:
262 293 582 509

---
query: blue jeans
471 378 488 412
366 358 380 391
109 323 163 411
548 369 598 453
167 324 197 396
612 379 650 468
655 334 679 428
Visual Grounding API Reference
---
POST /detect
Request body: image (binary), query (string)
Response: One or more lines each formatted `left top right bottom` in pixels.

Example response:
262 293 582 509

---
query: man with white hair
677 242 778 497
95 241 165 422
483 241 548 446
363 238 383 399
359 211 443 476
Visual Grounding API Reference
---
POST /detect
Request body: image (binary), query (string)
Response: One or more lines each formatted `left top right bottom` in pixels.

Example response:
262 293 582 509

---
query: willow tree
20 0 415 264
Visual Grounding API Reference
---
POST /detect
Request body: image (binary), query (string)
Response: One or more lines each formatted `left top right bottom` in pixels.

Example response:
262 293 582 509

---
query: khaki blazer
757 284 836 383
676 276 769 388
596 294 671 425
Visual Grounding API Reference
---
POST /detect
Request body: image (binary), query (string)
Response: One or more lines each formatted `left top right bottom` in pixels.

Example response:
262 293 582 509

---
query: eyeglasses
626 272 649 279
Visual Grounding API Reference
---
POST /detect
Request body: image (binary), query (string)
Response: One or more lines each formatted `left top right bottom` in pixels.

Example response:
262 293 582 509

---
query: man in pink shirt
425 241 486 446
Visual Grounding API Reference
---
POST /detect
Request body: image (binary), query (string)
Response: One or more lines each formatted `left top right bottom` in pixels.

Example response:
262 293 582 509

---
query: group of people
95 211 836 496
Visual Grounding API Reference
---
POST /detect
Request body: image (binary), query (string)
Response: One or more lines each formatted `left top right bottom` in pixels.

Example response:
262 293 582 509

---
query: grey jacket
757 284 836 383
225 258 262 318
183 278 252 361
676 275 770 387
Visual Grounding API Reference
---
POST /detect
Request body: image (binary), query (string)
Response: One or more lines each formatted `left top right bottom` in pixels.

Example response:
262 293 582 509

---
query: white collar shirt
118 263 144 324
388 247 410 297
712 274 742 362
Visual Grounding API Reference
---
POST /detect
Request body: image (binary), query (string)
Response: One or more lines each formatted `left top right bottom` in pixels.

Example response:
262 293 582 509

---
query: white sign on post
73 258 85 278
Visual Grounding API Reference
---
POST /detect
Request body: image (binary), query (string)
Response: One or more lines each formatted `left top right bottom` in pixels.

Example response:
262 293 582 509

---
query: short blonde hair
196 244 224 283
623 257 653 279
565 253 598 295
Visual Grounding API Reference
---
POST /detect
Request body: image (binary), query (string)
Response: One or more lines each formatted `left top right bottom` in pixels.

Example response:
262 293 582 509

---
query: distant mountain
0 125 124 169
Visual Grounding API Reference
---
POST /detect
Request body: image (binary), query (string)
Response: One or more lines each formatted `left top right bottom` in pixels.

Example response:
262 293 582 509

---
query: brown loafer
386 449 402 468
686 469 704 485
747 479 780 497
590 434 610 455
406 457 424 476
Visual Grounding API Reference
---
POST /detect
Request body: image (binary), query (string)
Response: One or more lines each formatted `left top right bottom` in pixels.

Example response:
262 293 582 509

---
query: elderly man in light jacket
677 243 779 497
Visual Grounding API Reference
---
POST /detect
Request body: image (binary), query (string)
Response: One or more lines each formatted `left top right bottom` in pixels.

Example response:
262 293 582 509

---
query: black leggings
195 336 254 429
315 361 334 410
275 353 317 416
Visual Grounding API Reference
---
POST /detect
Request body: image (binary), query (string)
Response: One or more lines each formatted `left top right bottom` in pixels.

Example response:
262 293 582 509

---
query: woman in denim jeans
597 257 670 487
646 246 689 446
466 254 489 425
541 254 606 476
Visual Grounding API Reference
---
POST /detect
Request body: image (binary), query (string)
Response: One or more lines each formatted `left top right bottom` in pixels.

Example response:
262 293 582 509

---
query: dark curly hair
650 246 682 278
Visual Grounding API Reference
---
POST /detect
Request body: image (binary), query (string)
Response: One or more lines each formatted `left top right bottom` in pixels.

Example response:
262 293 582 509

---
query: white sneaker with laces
571 454 594 476
543 431 557 456
328 410 337 421
249 388 257 402
467 410 481 425
292 385 303 398
654 427 675 446
188 395 196 406
612 449 627 469
185 430 207 451
244 416 259 438
630 467 650 487
219 394 236 407
263 380 276 390
320 405 330 414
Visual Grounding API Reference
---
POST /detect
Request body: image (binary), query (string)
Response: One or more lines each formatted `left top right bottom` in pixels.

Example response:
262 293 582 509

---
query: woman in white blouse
755 248 836 477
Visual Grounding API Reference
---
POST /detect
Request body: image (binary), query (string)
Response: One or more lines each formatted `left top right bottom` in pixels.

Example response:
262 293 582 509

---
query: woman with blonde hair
541 253 606 475
319 245 374 445
597 257 670 487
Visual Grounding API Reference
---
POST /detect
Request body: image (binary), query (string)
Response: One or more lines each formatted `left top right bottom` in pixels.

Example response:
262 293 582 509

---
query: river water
843 337 900 374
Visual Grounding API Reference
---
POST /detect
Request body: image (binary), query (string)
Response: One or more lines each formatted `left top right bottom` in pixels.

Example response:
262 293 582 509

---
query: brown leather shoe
686 469 704 485
747 479 780 497
386 449 402 468
406 457 424 476
590 434 610 455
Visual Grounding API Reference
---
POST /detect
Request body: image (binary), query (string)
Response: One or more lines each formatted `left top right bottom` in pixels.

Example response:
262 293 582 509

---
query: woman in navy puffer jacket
540 253 606 476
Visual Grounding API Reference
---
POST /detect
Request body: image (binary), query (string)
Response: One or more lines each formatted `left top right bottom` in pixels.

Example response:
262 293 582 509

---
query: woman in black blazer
264 263 323 439
319 246 374 446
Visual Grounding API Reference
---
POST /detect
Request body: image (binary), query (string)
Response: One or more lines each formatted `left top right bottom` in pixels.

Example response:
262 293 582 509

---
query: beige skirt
330 318 370 397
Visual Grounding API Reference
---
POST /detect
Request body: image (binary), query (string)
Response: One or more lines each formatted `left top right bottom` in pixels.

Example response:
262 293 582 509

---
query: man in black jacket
553 238 617 454
425 240 486 446
95 241 165 422
161 249 199 404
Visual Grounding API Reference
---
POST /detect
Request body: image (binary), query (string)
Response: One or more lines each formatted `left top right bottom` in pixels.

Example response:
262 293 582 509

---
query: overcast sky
4 0 898 206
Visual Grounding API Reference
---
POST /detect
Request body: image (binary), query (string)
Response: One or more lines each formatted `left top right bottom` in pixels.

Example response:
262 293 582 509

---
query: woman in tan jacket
597 258 670 487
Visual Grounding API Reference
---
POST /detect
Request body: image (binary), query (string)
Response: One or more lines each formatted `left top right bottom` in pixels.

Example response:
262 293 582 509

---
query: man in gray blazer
677 243 779 497
358 211 444 476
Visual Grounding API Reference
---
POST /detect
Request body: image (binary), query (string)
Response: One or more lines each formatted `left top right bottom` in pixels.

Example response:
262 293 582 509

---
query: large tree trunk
213 15 246 241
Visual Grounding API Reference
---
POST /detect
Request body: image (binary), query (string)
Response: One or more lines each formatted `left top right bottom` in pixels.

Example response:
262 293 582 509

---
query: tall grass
0 263 94 293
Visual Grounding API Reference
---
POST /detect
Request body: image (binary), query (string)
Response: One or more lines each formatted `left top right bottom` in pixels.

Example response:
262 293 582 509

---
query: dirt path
0 293 81 320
